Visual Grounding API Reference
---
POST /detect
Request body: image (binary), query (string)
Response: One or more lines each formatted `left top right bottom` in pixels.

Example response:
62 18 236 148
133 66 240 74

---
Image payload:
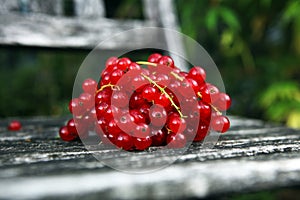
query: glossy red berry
111 91 128 108
149 105 167 127
107 119 122 135
117 113 135 133
59 126 78 141
148 53 162 63
134 136 152 150
68 98 85 116
188 66 206 85
79 92 93 110
117 57 131 71
115 132 133 150
142 85 158 102
66 118 78 134
134 123 150 138
82 78 97 94
129 92 148 109
8 120 22 131
166 132 186 148
105 57 118 69
158 56 175 68
213 92 231 111
130 109 147 124
211 115 230 133
110 69 124 84
128 62 141 71
194 124 209 141
154 93 171 109
167 114 187 133
151 128 167 146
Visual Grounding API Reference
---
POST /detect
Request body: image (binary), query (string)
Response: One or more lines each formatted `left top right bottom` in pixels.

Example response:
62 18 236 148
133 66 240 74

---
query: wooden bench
0 0 184 52
0 116 299 199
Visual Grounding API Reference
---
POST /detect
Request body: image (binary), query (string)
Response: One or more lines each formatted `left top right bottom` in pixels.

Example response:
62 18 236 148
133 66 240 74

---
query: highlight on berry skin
59 53 231 151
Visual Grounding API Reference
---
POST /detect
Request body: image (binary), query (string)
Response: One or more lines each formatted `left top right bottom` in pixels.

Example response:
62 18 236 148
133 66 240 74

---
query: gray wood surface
0 116 299 199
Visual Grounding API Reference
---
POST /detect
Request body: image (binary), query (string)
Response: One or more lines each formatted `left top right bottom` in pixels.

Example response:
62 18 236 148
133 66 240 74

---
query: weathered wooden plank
0 116 300 199
0 13 161 49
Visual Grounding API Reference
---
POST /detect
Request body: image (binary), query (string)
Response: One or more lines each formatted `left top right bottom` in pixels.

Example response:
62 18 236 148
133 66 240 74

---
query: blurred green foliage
0 48 86 117
176 0 300 128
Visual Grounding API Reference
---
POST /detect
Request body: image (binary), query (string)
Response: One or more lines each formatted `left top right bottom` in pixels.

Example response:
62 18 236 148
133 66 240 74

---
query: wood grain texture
0 13 162 49
0 116 299 199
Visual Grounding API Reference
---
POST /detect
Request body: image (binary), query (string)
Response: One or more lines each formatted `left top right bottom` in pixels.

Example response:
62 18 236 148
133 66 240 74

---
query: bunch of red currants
59 53 231 150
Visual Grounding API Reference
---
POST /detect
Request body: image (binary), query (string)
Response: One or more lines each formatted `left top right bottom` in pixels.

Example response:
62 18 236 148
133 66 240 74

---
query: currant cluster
59 53 231 150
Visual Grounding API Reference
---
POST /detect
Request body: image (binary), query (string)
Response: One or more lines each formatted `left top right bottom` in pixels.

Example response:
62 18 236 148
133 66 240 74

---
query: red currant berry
139 104 151 124
79 92 93 110
111 91 128 108
100 73 111 85
8 120 22 131
156 73 170 86
149 105 167 127
151 128 167 146
178 78 196 97
115 132 133 150
69 98 85 116
134 123 151 138
59 126 78 141
130 109 147 124
107 119 122 135
66 118 78 135
95 88 112 104
117 113 135 133
95 117 108 135
166 132 186 149
103 105 120 122
148 53 162 63
95 102 109 118
154 93 171 109
132 74 147 91
129 91 147 109
82 78 97 94
194 123 209 141
128 62 141 71
167 114 187 133
213 92 231 111
188 66 206 85
105 57 118 69
211 115 230 133
117 57 131 71
158 56 175 68
142 85 158 102
134 136 152 150
198 101 212 123
110 69 124 84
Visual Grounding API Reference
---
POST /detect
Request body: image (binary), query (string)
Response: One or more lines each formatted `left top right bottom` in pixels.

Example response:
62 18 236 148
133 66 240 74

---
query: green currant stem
210 104 222 115
137 61 184 81
136 61 157 66
170 71 184 81
141 73 186 118
197 92 202 98
97 83 120 93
